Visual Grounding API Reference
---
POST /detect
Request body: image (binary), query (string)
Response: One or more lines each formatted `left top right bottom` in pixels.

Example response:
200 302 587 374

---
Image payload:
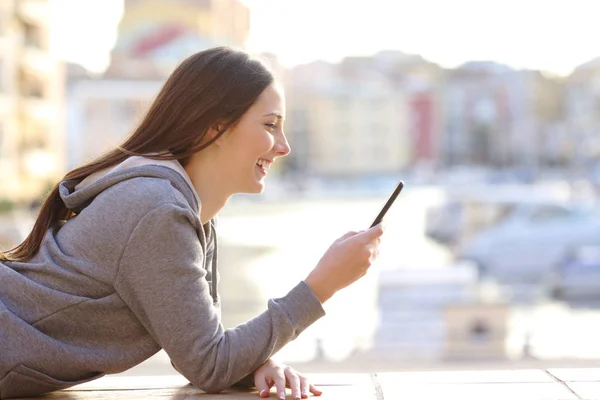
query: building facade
0 0 65 203
286 66 411 179
67 0 250 167
284 53 443 180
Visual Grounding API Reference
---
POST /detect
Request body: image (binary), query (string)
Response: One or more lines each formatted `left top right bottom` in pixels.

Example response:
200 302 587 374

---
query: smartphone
370 180 404 228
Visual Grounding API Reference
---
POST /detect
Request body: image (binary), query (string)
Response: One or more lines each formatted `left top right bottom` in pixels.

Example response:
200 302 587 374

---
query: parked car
425 184 569 249
548 245 600 300
457 201 600 283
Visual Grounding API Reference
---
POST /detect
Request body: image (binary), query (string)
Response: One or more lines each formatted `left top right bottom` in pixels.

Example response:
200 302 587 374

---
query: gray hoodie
0 160 325 399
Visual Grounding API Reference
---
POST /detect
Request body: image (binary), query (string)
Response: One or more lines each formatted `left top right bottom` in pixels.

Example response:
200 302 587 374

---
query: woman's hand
305 223 384 303
254 359 322 399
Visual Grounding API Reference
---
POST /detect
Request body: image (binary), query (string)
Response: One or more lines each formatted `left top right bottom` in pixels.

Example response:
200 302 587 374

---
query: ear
206 123 227 146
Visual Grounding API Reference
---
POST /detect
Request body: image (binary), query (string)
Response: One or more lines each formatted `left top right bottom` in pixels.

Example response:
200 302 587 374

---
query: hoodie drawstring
210 221 219 305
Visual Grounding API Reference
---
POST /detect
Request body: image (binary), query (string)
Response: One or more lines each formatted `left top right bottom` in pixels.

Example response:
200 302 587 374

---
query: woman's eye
265 123 277 131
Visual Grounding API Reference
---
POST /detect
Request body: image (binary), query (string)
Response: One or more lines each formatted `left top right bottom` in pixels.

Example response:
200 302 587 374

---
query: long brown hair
1 46 274 262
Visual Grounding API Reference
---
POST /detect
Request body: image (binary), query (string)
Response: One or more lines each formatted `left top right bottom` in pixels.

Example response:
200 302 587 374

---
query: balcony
17 0 49 26
20 97 56 121
0 94 17 115
20 45 53 75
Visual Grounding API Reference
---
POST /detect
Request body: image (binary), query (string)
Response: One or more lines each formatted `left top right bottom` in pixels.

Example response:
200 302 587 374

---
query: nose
274 132 291 157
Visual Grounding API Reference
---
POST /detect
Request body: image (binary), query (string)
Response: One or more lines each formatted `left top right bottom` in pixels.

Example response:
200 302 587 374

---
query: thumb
255 375 272 398
338 230 360 241
364 223 385 238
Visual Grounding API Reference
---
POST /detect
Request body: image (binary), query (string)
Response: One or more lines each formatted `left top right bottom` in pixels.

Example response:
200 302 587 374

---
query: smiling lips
256 158 272 174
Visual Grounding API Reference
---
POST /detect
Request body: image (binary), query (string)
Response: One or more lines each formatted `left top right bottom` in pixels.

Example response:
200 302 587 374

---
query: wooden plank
565 382 600 399
547 367 600 382
66 374 371 391
23 370 594 399
378 382 579 400
44 385 376 399
375 369 555 384
33 386 255 399
31 374 378 400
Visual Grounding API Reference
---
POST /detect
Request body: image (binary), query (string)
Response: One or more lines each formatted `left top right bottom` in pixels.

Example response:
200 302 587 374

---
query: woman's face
218 82 290 194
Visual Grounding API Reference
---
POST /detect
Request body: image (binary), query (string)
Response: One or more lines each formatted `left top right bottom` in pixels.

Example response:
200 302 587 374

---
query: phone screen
370 180 404 228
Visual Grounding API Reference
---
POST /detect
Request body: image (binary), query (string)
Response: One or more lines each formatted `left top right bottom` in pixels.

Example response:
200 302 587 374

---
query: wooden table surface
21 368 600 399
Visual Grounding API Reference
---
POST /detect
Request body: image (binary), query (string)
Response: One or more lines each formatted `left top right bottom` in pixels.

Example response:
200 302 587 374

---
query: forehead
251 83 285 115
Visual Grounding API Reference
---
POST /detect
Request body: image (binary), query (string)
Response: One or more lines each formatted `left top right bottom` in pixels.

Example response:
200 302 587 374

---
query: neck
183 155 230 224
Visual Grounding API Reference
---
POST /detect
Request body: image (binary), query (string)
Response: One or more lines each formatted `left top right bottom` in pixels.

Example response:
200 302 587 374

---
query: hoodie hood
61 157 200 214
58 161 218 302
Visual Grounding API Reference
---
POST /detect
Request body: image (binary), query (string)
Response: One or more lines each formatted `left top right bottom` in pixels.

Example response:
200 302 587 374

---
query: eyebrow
263 112 283 120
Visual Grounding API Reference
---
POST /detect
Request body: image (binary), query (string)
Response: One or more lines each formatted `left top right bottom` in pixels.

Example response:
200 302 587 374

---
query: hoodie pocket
0 364 104 399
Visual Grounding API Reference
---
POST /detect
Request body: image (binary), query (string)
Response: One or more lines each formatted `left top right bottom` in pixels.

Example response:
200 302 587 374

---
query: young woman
0 47 384 400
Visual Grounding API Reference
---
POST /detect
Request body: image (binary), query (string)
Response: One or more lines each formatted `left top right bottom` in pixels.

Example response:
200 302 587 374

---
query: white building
285 61 412 179
66 78 163 168
0 0 65 203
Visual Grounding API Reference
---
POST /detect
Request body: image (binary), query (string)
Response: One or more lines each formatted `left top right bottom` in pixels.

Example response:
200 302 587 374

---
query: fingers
351 223 385 244
338 230 360 241
368 222 385 237
254 371 272 398
369 245 380 264
299 375 310 399
274 370 287 400
309 383 323 397
284 366 301 399
340 223 384 245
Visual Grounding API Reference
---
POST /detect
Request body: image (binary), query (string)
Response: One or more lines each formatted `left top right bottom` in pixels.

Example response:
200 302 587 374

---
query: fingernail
279 391 286 399
301 391 308 398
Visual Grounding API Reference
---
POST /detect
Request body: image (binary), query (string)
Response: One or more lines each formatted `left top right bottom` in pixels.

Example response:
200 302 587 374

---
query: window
23 21 42 48
19 70 44 98
370 142 387 160
530 205 571 223
115 101 135 121
0 59 4 92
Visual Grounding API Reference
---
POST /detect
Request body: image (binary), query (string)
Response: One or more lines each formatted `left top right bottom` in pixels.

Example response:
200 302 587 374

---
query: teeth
257 159 271 170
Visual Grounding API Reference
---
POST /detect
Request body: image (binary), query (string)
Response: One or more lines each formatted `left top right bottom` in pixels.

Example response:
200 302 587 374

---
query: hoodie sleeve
113 203 325 393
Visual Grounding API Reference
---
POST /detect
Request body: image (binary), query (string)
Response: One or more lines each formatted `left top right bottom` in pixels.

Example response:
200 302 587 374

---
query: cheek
264 133 276 150
254 130 275 153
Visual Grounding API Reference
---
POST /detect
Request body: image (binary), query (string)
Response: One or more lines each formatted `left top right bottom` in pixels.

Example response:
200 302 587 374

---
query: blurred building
285 52 443 180
286 61 411 180
441 62 564 173
66 75 162 169
66 0 250 167
108 0 250 76
442 62 519 167
0 0 65 203
564 57 600 168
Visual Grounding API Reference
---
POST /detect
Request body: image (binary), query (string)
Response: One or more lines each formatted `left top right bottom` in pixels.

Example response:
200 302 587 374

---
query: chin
253 182 266 194
242 180 265 194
